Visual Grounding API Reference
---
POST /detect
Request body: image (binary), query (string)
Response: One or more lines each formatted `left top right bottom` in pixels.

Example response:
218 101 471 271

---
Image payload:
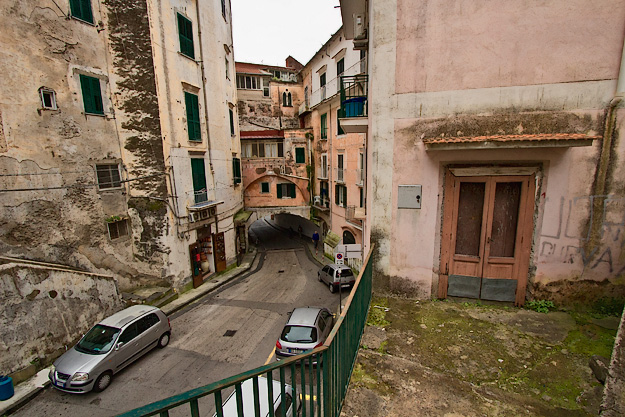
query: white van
215 376 300 417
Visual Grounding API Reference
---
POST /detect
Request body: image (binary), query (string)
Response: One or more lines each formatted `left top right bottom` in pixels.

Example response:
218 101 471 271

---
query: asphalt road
13 219 338 416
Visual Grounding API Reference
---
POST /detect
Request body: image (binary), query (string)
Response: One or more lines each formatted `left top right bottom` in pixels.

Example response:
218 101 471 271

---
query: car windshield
281 325 317 344
75 324 120 355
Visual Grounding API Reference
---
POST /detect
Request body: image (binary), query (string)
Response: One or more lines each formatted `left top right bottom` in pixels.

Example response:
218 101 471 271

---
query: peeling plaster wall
0 0 161 292
0 261 123 376
367 0 625 302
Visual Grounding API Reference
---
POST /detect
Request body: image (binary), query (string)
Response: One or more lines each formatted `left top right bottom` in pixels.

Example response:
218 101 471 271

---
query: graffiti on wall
538 194 625 276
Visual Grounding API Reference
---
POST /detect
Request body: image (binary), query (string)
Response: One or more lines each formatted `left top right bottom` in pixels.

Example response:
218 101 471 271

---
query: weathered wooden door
212 232 227 273
439 169 535 305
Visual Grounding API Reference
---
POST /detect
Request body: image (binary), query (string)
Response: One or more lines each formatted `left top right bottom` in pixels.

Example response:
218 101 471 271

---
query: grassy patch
367 296 390 327
565 313 617 358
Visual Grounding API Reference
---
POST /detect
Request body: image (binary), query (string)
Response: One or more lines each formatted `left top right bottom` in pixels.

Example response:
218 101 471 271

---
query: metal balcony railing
340 75 368 118
335 168 345 183
117 246 374 417
356 169 364 186
310 59 366 109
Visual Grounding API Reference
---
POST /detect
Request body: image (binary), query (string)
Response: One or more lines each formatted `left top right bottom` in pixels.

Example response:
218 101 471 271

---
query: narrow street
12 220 338 416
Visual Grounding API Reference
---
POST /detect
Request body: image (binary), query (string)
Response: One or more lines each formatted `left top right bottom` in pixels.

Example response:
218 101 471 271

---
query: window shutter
178 14 195 59
229 109 235 136
190 158 206 194
185 92 201 141
289 183 296 198
343 186 347 207
296 148 305 164
80 75 92 113
232 158 241 184
91 77 103 113
80 75 103 115
277 184 283 199
335 184 339 205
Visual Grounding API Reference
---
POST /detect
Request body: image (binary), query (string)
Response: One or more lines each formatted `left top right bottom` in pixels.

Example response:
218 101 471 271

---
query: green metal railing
117 246 374 417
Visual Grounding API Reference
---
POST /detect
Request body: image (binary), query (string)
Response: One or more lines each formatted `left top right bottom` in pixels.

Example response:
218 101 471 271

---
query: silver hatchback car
49 305 171 393
318 264 355 293
275 307 333 361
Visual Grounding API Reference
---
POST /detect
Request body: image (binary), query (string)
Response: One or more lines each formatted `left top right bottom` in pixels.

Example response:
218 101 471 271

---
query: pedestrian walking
312 230 320 255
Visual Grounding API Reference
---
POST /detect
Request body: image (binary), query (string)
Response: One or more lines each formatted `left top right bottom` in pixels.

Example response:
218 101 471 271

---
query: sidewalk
0 248 259 416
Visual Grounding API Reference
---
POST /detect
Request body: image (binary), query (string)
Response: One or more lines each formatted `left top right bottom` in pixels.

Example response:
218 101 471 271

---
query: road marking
265 347 276 364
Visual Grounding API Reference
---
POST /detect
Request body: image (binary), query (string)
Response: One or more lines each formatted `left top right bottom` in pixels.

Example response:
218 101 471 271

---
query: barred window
96 164 122 190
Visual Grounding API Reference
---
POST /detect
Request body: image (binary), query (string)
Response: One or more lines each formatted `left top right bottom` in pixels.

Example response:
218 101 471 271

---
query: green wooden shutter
229 109 235 136
70 0 93 23
80 75 103 115
178 14 195 59
295 148 305 164
277 184 283 199
289 183 296 198
190 158 207 203
233 158 241 184
185 92 201 141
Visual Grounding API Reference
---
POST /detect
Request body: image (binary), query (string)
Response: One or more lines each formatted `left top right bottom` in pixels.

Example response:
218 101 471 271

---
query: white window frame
39 87 57 110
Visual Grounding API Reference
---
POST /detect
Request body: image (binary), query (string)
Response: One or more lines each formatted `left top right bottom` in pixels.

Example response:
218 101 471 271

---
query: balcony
309 59 366 109
346 205 366 221
335 168 345 183
338 74 368 134
356 168 364 186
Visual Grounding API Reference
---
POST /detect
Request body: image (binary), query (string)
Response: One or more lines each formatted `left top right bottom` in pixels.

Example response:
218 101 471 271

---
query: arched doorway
342 230 355 245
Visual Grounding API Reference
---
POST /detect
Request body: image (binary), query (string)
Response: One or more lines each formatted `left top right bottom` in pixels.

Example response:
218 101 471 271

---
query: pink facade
340 0 625 305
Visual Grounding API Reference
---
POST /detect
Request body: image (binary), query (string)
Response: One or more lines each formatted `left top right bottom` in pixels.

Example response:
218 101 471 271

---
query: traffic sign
335 252 344 265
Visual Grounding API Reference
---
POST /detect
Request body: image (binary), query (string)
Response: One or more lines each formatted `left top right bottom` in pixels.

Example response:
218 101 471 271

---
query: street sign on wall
335 252 344 265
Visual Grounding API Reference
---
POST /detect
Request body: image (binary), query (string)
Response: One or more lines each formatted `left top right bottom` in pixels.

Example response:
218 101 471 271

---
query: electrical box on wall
398 185 422 209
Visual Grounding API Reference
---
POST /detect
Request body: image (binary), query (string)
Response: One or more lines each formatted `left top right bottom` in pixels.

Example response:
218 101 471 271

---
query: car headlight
72 372 89 381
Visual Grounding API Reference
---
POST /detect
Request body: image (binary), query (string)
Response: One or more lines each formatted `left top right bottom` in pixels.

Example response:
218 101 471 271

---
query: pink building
340 0 625 306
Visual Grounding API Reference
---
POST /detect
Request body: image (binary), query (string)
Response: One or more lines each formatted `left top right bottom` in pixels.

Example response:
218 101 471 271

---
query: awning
423 133 599 150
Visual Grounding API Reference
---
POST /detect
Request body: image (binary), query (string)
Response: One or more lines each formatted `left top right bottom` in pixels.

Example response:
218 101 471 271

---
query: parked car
49 305 171 393
214 376 300 417
275 307 333 361
318 263 355 293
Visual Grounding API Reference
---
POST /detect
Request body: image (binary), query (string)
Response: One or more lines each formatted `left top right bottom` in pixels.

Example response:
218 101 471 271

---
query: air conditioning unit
188 212 199 223
353 14 365 39
207 206 217 217
199 209 209 219
313 195 321 205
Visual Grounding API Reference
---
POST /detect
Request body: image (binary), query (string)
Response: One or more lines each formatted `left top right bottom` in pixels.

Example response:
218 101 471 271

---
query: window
39 87 57 110
282 92 292 107
241 141 283 158
80 74 103 115
70 0 93 23
360 187 364 208
335 184 347 207
96 164 122 189
107 218 129 240
320 153 328 178
221 0 227 20
137 314 160 334
177 13 195 59
337 58 344 76
320 113 327 139
191 158 207 204
277 183 296 199
185 92 201 141
236 75 262 90
225 58 229 79
337 153 344 182
229 108 235 136
260 182 270 193
118 322 138 345
320 73 326 100
337 109 344 135
295 147 305 164
233 157 241 184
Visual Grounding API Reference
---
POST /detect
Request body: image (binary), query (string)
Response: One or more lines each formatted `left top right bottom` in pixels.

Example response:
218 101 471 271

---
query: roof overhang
340 0 367 40
423 133 599 151
338 117 368 134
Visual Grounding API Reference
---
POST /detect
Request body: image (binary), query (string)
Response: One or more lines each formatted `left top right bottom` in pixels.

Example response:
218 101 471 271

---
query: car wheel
329 283 336 293
93 371 112 393
158 332 170 348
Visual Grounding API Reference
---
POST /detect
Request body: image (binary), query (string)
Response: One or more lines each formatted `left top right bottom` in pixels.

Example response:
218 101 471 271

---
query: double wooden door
439 169 535 305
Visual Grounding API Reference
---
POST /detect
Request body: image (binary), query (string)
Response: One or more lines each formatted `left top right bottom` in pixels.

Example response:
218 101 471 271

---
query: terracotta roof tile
423 133 599 145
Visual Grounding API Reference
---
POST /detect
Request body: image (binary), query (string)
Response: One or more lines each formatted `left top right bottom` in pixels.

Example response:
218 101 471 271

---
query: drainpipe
195 4 215 175
585 34 625 261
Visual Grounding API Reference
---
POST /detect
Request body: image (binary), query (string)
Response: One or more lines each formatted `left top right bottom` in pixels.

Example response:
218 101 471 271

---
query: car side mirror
115 342 124 351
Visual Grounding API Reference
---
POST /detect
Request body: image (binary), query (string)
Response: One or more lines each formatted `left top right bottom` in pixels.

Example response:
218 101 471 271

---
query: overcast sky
231 0 343 67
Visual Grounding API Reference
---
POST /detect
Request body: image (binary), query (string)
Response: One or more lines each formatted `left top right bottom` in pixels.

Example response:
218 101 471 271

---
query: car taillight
167 318 171 329
315 342 323 348
276 340 282 349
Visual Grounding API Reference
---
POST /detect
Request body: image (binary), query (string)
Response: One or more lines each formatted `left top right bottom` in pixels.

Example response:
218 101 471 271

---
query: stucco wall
367 0 625 302
0 260 123 377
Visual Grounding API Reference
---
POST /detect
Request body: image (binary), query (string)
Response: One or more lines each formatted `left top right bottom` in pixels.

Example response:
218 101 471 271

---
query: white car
214 376 299 417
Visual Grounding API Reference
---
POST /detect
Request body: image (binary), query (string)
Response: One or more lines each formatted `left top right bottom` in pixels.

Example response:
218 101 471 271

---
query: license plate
288 348 303 354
